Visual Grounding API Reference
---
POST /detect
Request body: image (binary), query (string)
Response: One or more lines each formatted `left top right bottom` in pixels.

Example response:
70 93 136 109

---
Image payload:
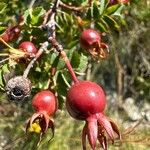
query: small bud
5 76 31 102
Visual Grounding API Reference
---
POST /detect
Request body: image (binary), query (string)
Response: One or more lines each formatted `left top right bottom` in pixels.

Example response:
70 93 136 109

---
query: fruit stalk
23 41 49 78
49 38 79 83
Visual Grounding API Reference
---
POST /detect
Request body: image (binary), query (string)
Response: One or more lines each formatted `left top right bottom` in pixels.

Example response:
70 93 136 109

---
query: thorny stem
23 0 79 83
45 0 61 38
23 42 49 78
42 0 60 27
21 0 59 79
45 0 79 83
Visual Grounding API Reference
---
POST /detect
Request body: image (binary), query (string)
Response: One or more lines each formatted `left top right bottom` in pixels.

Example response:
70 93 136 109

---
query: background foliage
0 0 149 150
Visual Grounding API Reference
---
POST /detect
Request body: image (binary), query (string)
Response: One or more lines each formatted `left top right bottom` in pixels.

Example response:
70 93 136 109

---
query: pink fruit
66 81 120 150
80 29 109 59
32 90 57 115
26 90 57 142
66 81 106 120
19 41 38 57
80 29 101 50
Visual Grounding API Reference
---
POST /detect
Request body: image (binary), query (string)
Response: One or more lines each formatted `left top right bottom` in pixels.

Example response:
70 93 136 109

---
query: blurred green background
0 0 150 150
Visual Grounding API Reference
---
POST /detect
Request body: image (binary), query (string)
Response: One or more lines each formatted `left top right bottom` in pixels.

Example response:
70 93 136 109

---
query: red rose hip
80 29 109 59
32 90 57 115
80 29 101 50
26 90 57 143
66 81 120 150
67 81 106 120
19 41 38 57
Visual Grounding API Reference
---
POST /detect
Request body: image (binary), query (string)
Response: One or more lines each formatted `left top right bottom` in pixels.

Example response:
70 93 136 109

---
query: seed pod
5 76 31 102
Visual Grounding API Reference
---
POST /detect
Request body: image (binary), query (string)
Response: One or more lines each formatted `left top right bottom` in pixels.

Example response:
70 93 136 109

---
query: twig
45 0 61 38
0 57 9 64
42 9 53 26
59 1 84 12
0 53 9 56
29 0 36 9
43 0 79 83
23 42 49 78
114 51 124 103
49 38 79 83
123 118 144 135
43 0 60 27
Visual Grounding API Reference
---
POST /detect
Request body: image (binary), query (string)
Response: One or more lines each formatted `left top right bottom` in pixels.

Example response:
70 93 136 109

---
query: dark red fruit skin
108 0 128 6
66 81 106 120
32 90 57 116
80 29 101 50
109 0 118 5
1 26 21 42
19 41 38 55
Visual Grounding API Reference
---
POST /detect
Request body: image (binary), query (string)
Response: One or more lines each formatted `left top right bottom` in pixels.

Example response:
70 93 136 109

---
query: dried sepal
98 127 108 150
87 117 98 150
82 124 87 150
97 113 115 143
81 113 120 150
26 111 54 144
88 42 109 59
109 118 121 140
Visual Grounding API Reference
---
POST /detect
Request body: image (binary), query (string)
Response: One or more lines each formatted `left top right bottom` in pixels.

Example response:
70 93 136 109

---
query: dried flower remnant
5 76 31 102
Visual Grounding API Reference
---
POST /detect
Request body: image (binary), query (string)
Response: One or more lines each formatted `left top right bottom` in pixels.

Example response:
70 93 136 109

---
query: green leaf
23 7 45 25
86 2 95 19
2 63 9 73
68 39 78 48
93 2 101 20
50 53 65 70
57 95 65 109
32 7 45 17
77 53 88 72
0 64 10 89
103 15 119 29
95 21 107 32
100 0 106 15
71 51 80 68
113 5 125 17
56 72 69 96
50 53 58 65
0 26 6 33
51 55 60 68
31 7 45 25
57 58 65 70
0 2 7 14
0 70 4 88
23 9 31 25
106 4 120 15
